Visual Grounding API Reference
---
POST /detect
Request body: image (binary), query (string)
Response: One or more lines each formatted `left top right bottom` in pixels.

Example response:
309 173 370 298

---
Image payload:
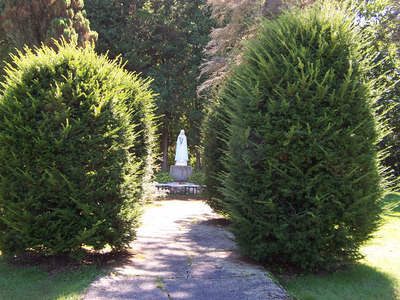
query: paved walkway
83 198 291 300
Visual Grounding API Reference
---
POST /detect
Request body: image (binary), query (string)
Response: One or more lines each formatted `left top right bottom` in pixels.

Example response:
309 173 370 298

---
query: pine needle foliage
214 2 391 270
201 97 228 213
0 0 98 50
0 41 157 257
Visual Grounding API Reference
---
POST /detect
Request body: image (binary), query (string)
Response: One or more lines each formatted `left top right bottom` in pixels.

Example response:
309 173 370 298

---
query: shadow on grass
164 193 206 201
0 251 131 300
280 263 398 300
383 193 400 213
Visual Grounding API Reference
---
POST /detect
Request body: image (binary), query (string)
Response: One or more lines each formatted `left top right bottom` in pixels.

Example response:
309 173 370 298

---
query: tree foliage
357 0 400 175
0 41 156 257
0 26 14 79
198 0 314 96
0 0 97 50
201 97 227 212
86 0 213 170
203 1 391 270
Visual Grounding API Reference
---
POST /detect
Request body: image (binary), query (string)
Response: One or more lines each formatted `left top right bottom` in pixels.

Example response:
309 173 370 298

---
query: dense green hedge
0 41 157 257
203 2 391 269
188 171 205 185
201 98 227 212
154 172 174 184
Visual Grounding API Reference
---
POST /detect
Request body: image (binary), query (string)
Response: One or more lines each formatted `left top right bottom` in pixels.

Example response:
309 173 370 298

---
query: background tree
0 26 13 79
198 0 315 96
0 0 97 50
86 0 213 170
357 0 400 176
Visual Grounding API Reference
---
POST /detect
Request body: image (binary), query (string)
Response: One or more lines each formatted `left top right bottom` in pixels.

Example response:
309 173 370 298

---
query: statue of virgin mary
175 129 188 166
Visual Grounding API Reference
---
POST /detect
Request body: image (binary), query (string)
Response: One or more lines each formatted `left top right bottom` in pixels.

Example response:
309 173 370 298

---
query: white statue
175 129 188 166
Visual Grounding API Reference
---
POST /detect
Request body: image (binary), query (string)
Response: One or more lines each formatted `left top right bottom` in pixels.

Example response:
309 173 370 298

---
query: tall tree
0 0 97 50
0 26 14 79
198 0 314 96
356 0 400 175
83 0 134 61
86 0 213 170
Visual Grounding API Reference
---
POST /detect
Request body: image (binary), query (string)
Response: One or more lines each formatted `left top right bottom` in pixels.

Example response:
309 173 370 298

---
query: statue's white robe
175 132 188 165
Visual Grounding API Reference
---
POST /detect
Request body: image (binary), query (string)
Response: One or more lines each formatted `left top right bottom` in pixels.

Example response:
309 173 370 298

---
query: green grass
0 257 103 300
280 193 400 300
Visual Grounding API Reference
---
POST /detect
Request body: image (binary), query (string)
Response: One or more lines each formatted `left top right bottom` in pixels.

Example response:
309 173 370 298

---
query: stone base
156 183 205 194
170 165 193 182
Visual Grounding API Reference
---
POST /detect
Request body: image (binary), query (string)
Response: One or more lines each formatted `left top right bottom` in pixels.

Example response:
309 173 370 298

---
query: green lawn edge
279 193 400 300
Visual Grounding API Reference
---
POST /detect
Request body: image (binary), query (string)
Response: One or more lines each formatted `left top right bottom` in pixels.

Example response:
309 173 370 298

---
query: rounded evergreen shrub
154 172 174 184
0 41 157 257
187 171 205 185
213 3 391 269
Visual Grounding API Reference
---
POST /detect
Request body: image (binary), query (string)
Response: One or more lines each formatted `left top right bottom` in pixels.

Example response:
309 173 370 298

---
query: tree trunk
161 126 169 171
196 148 201 170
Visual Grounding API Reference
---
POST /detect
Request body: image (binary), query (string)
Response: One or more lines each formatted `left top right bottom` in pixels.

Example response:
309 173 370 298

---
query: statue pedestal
170 165 193 182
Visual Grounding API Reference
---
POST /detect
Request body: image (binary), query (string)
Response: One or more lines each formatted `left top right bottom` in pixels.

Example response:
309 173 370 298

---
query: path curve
84 198 292 300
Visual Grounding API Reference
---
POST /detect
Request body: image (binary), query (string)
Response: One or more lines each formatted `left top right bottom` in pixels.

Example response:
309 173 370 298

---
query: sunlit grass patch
281 193 400 300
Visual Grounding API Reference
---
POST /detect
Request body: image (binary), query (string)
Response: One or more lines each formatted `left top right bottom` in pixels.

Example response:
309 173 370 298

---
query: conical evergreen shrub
201 98 227 212
0 41 157 257
210 2 391 269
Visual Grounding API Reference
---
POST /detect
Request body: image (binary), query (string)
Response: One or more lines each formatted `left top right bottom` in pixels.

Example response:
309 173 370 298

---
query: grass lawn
0 254 104 300
280 193 400 300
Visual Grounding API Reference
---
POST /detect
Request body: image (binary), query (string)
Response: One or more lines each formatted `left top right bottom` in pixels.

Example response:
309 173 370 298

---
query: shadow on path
83 199 291 300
